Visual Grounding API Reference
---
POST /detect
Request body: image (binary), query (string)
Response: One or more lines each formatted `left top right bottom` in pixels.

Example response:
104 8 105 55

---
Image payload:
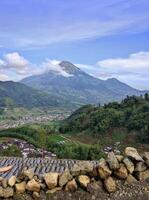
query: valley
0 94 148 160
0 107 71 130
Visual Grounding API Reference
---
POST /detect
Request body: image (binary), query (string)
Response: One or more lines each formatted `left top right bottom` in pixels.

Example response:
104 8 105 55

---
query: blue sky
0 0 149 89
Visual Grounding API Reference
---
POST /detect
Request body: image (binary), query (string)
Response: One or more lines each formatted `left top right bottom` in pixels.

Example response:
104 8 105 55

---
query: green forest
60 94 149 142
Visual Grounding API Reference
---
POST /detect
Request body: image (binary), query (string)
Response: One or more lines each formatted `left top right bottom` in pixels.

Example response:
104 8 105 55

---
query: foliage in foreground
0 125 103 160
0 144 22 157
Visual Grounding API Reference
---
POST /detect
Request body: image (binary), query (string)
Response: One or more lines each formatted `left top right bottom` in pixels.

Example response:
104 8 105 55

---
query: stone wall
0 147 149 199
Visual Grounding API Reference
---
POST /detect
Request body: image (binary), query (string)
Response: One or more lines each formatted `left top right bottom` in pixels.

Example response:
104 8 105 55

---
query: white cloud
0 73 9 81
0 53 73 81
97 51 149 77
77 51 149 90
40 59 73 77
0 52 30 75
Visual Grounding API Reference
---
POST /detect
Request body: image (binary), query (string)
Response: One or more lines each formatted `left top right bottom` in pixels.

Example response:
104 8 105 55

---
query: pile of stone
0 147 149 199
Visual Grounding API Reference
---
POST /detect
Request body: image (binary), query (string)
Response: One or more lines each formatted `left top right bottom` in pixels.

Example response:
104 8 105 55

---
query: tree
0 145 22 157
145 93 149 101
38 128 47 158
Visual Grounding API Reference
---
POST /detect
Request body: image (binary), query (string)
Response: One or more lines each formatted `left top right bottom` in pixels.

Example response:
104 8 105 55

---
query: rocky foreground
0 147 149 199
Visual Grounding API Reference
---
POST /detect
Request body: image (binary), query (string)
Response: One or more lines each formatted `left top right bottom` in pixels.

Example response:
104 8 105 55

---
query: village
0 138 57 158
0 113 69 130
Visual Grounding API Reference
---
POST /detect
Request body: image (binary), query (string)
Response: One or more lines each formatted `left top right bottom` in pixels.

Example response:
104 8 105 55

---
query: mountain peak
59 61 80 74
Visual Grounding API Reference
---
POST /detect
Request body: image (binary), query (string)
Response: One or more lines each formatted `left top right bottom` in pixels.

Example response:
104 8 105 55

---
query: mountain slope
0 81 63 108
21 61 147 105
60 95 149 140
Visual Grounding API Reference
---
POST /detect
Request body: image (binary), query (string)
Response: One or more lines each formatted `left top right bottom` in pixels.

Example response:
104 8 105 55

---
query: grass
112 130 128 142
48 134 67 143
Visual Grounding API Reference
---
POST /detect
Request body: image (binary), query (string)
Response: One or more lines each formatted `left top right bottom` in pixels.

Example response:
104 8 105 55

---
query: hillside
60 94 149 142
21 61 147 105
0 94 149 160
0 81 63 108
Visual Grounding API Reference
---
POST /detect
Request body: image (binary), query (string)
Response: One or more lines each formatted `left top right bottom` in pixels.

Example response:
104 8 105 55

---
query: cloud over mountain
0 51 148 90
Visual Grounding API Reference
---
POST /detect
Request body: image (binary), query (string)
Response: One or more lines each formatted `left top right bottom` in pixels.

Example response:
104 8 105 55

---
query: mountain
21 61 147 105
0 81 64 108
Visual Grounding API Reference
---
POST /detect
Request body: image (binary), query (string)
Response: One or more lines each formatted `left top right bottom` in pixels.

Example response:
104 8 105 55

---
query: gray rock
143 152 149 167
8 176 16 187
107 152 120 170
116 155 124 162
0 186 14 198
15 181 26 194
2 179 7 188
59 170 72 187
44 172 59 189
114 163 128 179
32 191 40 199
135 169 149 181
123 157 134 174
65 179 78 192
134 162 147 172
97 158 112 179
125 174 137 184
124 147 143 161
70 161 93 176
87 181 103 194
22 168 34 180
104 177 116 193
26 179 40 192
78 175 90 188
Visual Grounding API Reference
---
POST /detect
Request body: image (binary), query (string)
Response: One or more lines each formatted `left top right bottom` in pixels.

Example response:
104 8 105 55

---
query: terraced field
0 157 97 179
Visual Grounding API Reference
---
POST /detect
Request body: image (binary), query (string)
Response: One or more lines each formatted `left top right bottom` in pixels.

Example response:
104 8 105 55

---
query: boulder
0 187 14 198
70 161 93 176
59 170 72 187
123 157 134 174
46 187 62 194
8 176 16 187
87 181 103 194
32 191 40 199
65 179 78 192
116 155 124 162
78 175 90 188
89 166 98 177
26 179 40 192
0 187 3 197
0 177 3 182
124 147 143 161
104 177 116 193
134 162 147 172
97 158 112 179
40 183 46 190
2 179 7 188
107 152 119 170
143 152 149 167
44 172 59 189
125 174 137 184
135 169 149 181
15 181 26 194
22 168 34 180
114 163 128 179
